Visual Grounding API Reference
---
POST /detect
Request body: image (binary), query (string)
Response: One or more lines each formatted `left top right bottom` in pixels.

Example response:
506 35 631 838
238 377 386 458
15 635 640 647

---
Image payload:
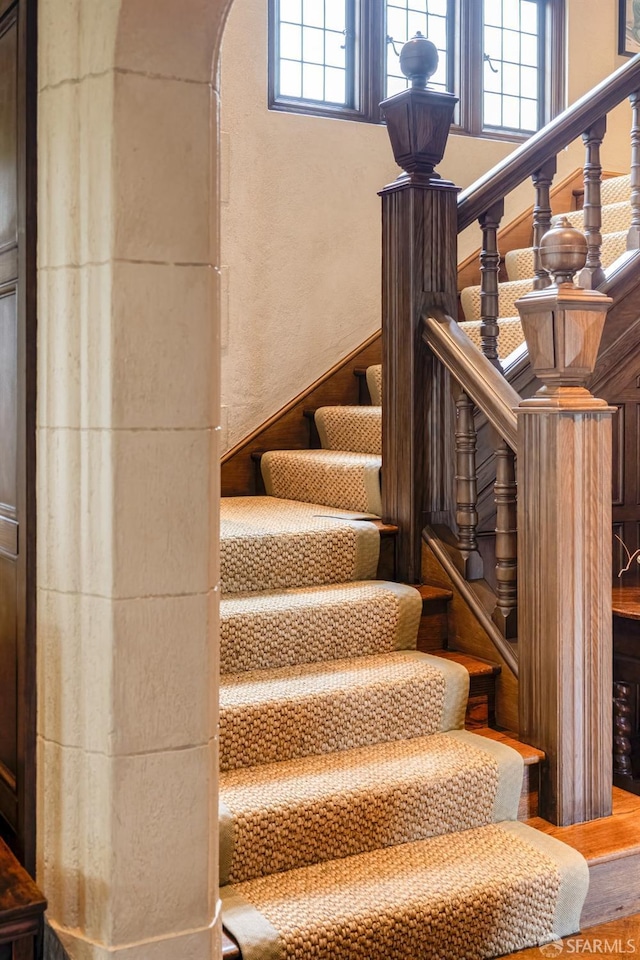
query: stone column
37 1 226 956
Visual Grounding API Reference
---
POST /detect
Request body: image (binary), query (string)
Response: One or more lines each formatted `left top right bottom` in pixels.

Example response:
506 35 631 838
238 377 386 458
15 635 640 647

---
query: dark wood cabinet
613 585 640 794
0 0 36 872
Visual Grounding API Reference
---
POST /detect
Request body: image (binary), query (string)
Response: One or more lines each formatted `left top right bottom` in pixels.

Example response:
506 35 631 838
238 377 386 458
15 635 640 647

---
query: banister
458 54 640 232
422 309 519 450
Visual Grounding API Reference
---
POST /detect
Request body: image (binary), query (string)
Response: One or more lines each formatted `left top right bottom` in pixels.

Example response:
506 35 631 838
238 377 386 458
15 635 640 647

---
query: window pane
303 61 324 98
484 92 502 126
520 0 538 33
303 26 324 63
520 97 538 131
428 14 447 48
484 0 502 26
521 65 537 97
325 30 346 68
281 22 302 60
484 25 503 59
484 57 501 92
302 0 323 28
280 0 301 22
280 60 302 97
503 62 520 94
408 9 428 36
503 94 521 128
502 0 520 31
482 0 542 133
324 66 346 102
325 0 345 30
387 6 407 40
520 31 538 65
274 0 349 106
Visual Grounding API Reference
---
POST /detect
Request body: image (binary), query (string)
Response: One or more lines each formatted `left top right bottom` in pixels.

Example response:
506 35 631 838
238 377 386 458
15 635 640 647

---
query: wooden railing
379 37 639 825
456 53 640 365
423 310 520 675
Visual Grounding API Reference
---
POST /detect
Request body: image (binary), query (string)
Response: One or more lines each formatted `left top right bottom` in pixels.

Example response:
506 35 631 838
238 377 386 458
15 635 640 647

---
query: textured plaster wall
220 0 631 451
37 1 226 957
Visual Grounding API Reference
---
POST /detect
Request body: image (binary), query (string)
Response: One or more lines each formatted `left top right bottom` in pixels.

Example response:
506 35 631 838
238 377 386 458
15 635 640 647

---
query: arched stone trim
37 1 231 956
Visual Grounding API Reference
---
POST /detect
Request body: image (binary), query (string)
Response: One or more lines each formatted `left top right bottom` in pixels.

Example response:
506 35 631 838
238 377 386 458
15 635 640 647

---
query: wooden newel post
380 33 459 582
515 218 614 826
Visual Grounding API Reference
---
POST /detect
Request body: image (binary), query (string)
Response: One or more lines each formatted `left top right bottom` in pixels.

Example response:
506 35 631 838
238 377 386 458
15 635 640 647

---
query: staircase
219 368 588 959
219 48 640 960
458 175 632 360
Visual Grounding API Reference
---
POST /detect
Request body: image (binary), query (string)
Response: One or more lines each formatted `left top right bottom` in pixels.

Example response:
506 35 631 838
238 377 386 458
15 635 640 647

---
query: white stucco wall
220 0 631 451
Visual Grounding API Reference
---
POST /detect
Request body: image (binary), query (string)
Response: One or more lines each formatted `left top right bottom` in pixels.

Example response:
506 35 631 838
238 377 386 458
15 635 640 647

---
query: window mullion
460 0 482 136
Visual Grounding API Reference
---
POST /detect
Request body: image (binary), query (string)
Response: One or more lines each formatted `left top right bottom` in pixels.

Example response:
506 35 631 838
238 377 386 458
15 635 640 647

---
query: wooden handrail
422 309 520 450
424 527 519 677
458 54 640 232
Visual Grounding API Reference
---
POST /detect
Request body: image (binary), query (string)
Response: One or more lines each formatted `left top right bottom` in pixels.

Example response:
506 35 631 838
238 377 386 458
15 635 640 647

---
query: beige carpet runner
220 471 588 955
459 172 632 359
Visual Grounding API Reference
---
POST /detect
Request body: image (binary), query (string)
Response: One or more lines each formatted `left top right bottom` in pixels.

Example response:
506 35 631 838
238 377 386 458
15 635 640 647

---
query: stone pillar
37 1 227 956
380 33 459 583
516 220 613 826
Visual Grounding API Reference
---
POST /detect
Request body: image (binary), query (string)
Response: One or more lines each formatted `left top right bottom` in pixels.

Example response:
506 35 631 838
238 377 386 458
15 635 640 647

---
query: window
268 0 565 139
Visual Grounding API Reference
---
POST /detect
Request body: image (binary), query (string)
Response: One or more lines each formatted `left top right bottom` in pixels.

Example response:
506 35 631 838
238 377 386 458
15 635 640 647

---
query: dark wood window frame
268 0 566 142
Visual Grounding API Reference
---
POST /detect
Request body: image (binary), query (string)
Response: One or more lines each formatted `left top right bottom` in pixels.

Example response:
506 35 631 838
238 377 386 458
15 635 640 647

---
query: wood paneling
421 536 519 731
518 401 613 826
0 0 37 872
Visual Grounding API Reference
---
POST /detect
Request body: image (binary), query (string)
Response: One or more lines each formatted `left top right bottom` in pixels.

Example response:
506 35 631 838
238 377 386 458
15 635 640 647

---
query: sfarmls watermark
540 939 637 956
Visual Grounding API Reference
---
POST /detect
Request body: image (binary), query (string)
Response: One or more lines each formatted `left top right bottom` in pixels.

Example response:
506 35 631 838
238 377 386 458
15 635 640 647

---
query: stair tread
416 582 453 602
219 650 469 770
220 580 422 674
219 729 525 884
474 727 545 765
220 496 380 593
431 648 501 678
222 821 588 957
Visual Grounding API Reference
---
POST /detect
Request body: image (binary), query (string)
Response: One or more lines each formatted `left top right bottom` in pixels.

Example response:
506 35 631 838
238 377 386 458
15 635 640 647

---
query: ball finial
539 217 588 285
399 32 439 88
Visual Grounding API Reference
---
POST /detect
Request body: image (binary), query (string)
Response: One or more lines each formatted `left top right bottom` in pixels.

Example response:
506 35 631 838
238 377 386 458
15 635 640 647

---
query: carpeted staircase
219 350 590 955
458 173 632 359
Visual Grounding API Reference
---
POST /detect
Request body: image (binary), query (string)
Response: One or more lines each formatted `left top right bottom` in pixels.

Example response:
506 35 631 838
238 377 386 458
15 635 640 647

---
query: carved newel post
380 34 459 582
515 218 614 826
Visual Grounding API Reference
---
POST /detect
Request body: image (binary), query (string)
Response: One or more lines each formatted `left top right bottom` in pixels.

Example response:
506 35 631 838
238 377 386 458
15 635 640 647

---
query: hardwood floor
501 914 640 958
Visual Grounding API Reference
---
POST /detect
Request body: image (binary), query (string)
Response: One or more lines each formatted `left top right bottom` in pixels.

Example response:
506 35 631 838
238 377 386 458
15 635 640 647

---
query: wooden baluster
493 439 517 638
578 116 607 289
628 91 640 249
531 157 557 290
455 389 483 580
613 681 634 779
478 199 505 369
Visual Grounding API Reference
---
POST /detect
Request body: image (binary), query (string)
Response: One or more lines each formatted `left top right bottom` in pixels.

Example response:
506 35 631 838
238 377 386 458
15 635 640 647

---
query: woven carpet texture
220 368 589 957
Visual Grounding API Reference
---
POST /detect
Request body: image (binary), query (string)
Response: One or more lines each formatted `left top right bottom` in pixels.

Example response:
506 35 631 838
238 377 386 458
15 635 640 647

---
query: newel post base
516 221 613 826
517 395 613 825
379 32 459 582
